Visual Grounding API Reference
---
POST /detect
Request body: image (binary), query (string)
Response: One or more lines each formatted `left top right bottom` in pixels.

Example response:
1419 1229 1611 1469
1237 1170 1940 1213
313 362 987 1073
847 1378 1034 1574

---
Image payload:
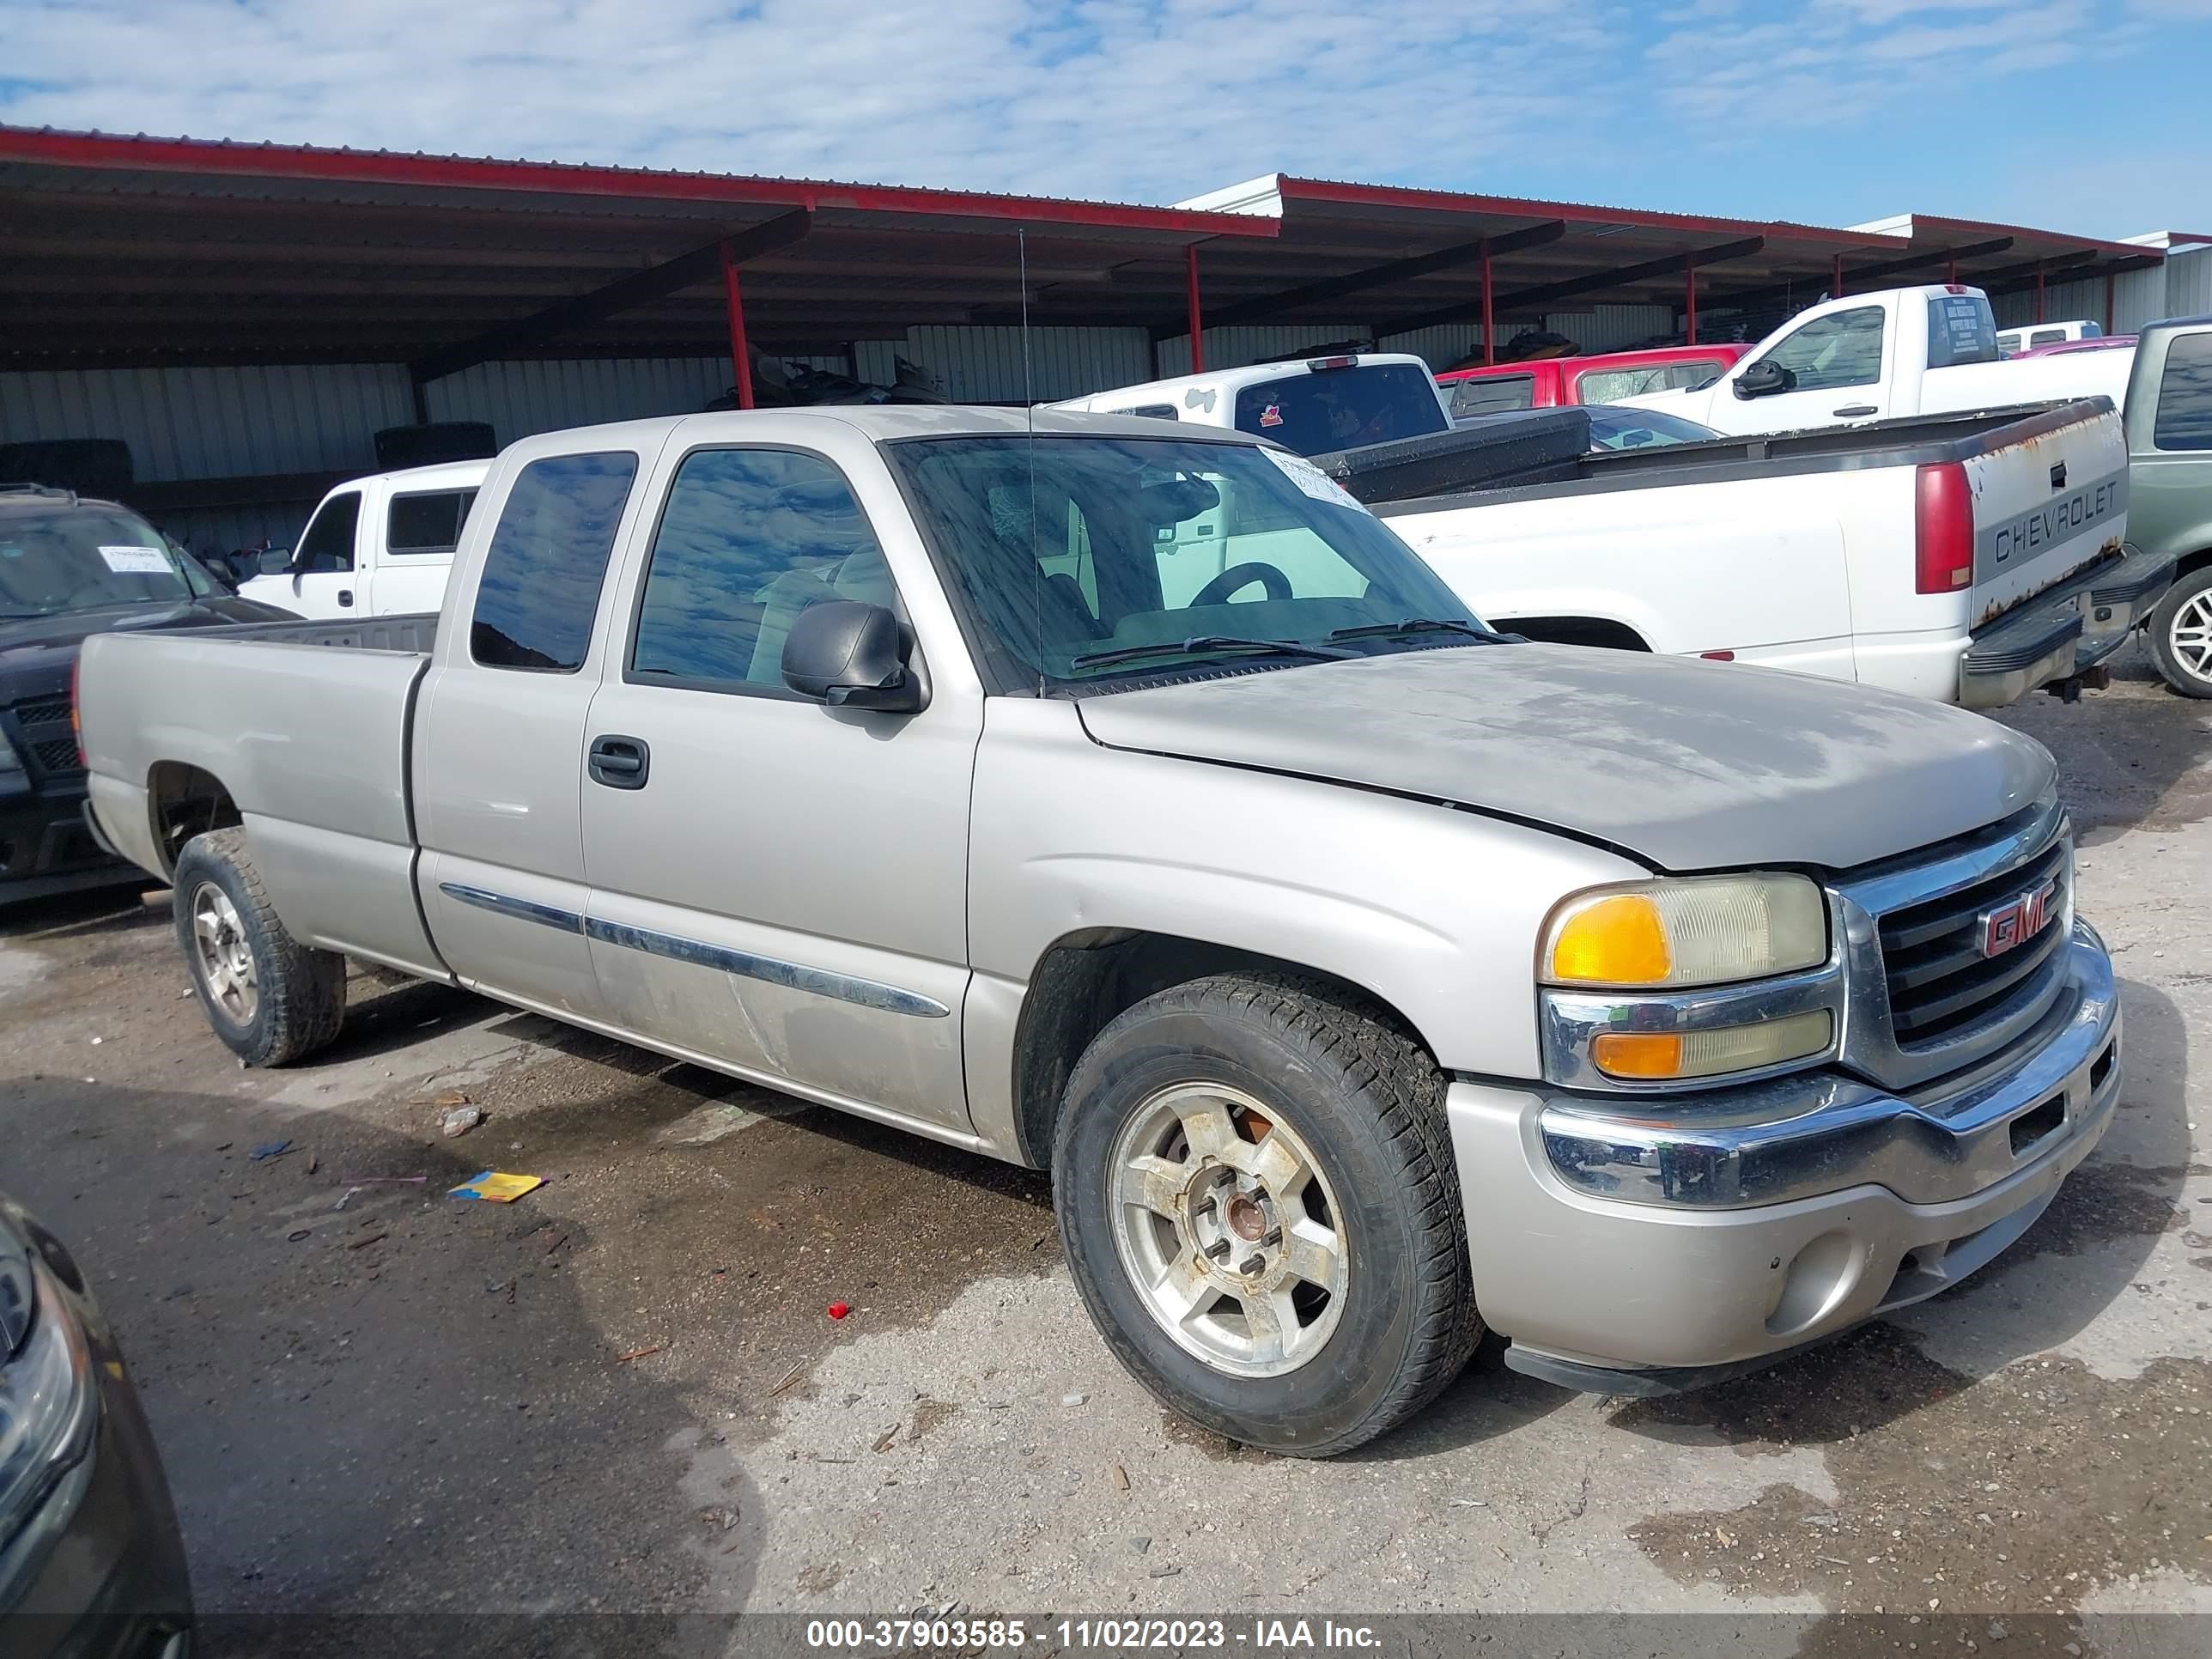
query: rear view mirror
1139 477 1221 528
258 548 293 575
781 601 926 713
1734 359 1795 399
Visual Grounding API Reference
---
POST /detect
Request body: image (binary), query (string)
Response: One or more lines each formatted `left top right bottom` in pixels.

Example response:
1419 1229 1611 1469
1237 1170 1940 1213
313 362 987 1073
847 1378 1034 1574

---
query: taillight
70 655 84 766
1915 462 1974 594
1305 356 1359 371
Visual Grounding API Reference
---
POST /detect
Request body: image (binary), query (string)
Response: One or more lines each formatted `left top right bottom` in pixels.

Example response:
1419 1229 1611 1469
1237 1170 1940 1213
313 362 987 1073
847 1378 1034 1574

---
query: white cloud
0 0 2170 216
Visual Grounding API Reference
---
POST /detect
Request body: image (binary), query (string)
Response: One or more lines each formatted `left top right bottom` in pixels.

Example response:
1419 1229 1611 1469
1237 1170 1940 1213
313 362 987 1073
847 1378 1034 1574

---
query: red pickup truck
1437 343 1751 417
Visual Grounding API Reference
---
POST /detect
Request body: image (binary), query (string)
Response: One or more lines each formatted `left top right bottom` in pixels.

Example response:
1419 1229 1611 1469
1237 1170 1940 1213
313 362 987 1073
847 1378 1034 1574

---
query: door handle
587 735 650 790
337 588 354 607
1832 404 1878 417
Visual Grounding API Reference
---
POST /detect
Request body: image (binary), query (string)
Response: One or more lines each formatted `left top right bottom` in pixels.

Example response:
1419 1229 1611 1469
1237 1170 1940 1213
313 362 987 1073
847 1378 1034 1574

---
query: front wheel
173 827 346 1066
2148 564 2212 698
1053 974 1481 1456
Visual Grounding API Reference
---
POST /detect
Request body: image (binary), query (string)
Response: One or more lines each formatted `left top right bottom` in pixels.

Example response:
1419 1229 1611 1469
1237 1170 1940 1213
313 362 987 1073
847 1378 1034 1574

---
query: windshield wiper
1328 617 1520 646
1068 635 1353 672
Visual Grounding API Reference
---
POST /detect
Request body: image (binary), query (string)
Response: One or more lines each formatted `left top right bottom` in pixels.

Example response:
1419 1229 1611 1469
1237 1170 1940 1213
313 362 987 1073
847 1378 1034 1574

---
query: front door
414 447 647 1022
579 439 979 1135
1707 303 1893 434
283 487 363 616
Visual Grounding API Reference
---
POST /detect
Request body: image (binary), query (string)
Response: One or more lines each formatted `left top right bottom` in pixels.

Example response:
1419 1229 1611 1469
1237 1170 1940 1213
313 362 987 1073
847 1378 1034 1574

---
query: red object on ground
827 1302 850 1320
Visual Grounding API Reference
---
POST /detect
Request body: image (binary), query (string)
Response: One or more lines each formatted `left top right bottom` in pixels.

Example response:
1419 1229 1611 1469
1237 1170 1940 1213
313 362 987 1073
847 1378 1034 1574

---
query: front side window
1572 361 1733 404
0 502 210 618
888 434 1475 693
470 453 637 673
295 491 362 573
1447 374 1536 417
1233 366 1447 454
2153 332 2212 453
386 488 476 556
629 448 894 691
1756 306 1886 392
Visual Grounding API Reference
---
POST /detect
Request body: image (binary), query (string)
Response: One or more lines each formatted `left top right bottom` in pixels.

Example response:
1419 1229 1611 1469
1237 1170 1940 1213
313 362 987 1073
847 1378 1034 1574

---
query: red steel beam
1186 245 1205 374
1481 249 1494 366
720 240 754 410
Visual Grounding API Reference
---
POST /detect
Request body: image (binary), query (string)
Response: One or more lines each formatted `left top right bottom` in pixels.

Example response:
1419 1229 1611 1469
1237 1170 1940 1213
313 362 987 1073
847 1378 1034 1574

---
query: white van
1996 319 2104 356
239 460 488 620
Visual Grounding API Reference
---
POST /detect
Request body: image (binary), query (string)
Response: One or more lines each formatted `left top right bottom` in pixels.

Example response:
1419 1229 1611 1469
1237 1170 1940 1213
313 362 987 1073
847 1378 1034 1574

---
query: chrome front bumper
1447 923 2120 1388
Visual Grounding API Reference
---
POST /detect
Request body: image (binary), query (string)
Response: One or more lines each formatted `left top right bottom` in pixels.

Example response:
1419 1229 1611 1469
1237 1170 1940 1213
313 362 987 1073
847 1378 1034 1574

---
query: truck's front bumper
1958 544 2176 708
0 780 135 905
1446 923 2120 1394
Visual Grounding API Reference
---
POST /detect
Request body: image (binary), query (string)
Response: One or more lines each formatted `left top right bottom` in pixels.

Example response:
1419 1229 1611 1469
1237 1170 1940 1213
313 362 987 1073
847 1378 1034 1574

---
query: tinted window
1573 360 1734 404
2081 322 2103 338
1114 404 1180 422
1233 365 1447 455
295 491 362 573
386 488 475 555
1446 374 1536 416
470 453 636 672
2153 333 2212 453
1581 406 1723 449
1927 295 1999 368
1758 306 1885 392
2029 328 2067 348
888 434 1473 692
629 448 892 691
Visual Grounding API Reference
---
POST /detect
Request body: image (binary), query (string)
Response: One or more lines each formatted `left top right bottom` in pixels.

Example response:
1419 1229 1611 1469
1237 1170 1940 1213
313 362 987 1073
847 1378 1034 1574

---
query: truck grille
6 696 82 780
1878 838 2070 1048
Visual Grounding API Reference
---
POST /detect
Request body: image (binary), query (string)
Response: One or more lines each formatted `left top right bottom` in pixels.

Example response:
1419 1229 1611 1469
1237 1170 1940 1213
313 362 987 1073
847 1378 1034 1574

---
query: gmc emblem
1978 878 2058 959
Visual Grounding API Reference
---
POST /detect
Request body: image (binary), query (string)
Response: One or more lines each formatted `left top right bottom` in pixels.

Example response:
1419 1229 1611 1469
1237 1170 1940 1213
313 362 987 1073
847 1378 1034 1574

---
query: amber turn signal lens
1590 1031 1683 1078
1547 894 1672 986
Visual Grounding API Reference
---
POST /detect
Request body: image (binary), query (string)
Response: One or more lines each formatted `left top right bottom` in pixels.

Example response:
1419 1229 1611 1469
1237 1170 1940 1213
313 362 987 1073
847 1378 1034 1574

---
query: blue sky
1 0 2207 238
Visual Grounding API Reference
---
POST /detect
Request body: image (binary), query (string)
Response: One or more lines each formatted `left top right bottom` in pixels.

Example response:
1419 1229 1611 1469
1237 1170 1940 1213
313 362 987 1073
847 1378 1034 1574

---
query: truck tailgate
1962 402 2128 625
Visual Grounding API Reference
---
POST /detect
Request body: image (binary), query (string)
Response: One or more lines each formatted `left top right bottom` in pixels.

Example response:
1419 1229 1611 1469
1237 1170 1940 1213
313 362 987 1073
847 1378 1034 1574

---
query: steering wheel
1190 562 1293 607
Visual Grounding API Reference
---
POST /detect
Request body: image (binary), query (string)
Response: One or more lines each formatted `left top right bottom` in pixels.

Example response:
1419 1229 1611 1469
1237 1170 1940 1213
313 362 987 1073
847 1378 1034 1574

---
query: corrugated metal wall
2156 246 2212 320
424 356 734 438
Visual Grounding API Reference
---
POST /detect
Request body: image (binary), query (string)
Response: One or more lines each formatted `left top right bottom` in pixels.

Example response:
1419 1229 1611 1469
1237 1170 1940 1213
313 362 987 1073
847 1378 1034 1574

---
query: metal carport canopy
0 125 1274 374
1843 213 2165 302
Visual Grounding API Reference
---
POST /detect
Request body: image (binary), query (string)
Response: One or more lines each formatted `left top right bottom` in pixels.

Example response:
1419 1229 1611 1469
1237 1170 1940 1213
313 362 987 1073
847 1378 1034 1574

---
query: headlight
1543 874 1828 989
0 1229 97 1551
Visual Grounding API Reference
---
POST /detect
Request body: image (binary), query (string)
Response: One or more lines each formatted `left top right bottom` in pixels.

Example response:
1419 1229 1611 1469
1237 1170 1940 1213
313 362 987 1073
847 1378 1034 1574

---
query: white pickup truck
238 460 487 622
76 406 2122 1455
1070 357 2170 707
1624 284 2135 436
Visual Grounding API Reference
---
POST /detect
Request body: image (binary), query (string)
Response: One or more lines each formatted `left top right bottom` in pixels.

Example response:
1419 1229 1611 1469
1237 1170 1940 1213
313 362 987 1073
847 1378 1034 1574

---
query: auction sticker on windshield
1261 447 1367 512
98 544 173 574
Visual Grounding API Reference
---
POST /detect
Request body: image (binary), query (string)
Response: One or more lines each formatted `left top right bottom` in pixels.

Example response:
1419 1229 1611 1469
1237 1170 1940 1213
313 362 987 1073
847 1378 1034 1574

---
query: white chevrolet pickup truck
1065 354 2169 706
1623 283 2135 435
79 407 2120 1455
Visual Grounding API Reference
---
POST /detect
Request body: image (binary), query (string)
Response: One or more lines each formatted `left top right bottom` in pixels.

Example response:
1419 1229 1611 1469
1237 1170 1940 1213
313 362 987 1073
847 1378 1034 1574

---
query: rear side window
470 453 637 673
295 491 362 573
2029 328 2067 349
1115 404 1179 422
1927 295 2000 368
1233 365 1447 455
1573 361 1731 404
1446 374 1535 416
629 447 893 692
386 488 476 555
2152 333 2212 452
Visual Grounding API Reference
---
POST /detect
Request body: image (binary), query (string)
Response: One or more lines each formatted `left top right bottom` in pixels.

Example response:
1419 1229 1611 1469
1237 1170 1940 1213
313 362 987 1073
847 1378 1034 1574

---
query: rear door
413 445 650 1022
578 427 980 1135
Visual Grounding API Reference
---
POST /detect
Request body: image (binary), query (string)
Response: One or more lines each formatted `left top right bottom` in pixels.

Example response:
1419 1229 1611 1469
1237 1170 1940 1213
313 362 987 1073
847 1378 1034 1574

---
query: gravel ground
3 648 2208 1655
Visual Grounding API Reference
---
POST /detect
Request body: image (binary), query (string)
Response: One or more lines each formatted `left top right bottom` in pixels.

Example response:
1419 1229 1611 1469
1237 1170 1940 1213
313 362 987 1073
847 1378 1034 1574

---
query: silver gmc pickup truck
78 408 2120 1455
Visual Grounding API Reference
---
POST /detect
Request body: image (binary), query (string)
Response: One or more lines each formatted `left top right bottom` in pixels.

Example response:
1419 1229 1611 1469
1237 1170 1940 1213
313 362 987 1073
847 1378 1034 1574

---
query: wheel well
147 762 240 880
1498 615 1651 651
2172 547 2212 582
1009 930 1427 1169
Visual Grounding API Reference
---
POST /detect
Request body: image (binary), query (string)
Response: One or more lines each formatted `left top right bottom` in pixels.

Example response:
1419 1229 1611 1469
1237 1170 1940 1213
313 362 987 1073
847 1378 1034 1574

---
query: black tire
2148 564 2212 698
1053 973 1481 1457
172 828 346 1066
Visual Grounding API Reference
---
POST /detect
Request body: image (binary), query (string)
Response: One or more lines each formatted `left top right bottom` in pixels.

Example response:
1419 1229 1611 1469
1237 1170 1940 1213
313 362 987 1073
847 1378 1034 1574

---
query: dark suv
0 486 295 902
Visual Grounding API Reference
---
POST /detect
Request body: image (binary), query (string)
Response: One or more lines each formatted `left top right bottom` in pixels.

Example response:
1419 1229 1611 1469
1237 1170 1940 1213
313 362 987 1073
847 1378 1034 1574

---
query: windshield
1232 366 1447 455
887 434 1481 693
0 501 211 617
1581 406 1723 449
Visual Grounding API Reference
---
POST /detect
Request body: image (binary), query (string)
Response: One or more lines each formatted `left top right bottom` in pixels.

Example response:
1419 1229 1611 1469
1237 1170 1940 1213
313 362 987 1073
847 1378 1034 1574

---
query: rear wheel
2149 564 2212 698
1053 973 1481 1456
173 828 345 1066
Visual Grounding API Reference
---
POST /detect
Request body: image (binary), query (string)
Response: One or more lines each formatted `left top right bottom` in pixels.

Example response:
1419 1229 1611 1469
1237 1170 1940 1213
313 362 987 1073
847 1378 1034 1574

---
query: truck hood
1073 644 2054 872
0 595 298 702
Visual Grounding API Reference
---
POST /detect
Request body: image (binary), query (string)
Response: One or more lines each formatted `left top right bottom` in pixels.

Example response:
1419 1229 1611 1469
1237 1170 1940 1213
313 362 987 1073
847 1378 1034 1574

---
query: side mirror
781 600 925 713
258 548 293 575
1734 359 1795 399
